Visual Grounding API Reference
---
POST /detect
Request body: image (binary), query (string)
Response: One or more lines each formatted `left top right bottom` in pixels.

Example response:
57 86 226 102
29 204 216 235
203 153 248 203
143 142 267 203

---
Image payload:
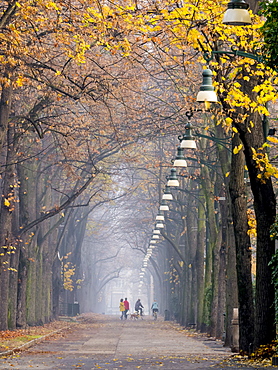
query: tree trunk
0 126 16 330
196 189 205 330
8 246 20 329
220 45 277 349
216 196 228 340
200 164 218 333
26 249 37 326
52 255 62 319
0 82 12 154
16 247 28 327
224 213 238 348
234 108 276 349
229 133 254 352
17 159 38 326
210 229 222 338
185 184 197 326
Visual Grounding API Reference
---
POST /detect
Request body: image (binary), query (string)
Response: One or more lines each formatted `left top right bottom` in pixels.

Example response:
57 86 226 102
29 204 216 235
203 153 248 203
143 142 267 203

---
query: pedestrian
123 297 129 319
135 298 144 316
119 298 125 320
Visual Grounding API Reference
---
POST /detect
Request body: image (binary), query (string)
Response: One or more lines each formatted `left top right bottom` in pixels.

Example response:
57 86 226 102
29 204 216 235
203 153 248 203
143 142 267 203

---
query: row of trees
0 0 277 355
141 125 244 347
0 0 161 329
125 0 278 354
136 101 276 352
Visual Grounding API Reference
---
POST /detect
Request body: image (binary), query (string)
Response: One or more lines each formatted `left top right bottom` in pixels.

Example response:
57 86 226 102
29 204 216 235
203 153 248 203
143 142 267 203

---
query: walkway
0 314 275 369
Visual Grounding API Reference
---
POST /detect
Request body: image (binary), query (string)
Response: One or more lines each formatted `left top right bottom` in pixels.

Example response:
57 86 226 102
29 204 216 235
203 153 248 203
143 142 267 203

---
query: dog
130 312 139 320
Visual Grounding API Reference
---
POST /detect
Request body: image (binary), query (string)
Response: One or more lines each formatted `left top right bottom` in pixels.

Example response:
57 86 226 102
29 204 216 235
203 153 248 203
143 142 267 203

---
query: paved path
0 314 275 369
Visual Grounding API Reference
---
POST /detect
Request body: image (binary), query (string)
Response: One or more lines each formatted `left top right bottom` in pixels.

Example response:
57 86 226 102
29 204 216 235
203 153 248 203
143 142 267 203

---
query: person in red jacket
123 298 129 319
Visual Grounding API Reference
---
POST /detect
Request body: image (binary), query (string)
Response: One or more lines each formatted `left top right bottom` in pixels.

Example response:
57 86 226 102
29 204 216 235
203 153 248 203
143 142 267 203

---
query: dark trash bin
164 309 170 321
73 302 80 316
67 303 80 316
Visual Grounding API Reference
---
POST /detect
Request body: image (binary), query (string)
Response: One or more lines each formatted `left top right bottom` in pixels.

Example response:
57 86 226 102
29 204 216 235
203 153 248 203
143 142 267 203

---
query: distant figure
151 300 159 315
135 298 144 316
119 298 125 320
124 298 129 319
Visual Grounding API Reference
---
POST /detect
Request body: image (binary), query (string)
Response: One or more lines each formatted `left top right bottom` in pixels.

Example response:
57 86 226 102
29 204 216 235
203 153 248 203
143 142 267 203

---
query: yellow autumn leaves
251 145 278 182
231 139 278 183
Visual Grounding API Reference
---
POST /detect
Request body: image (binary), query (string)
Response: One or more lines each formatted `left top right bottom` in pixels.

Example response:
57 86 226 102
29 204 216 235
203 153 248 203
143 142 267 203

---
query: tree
260 0 278 71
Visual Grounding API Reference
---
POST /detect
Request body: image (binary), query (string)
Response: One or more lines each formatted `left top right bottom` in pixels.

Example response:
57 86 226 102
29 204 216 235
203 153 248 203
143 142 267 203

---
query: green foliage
260 0 278 71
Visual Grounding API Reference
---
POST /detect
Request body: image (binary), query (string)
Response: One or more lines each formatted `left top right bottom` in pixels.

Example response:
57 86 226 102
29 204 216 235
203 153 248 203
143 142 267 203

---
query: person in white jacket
151 300 159 315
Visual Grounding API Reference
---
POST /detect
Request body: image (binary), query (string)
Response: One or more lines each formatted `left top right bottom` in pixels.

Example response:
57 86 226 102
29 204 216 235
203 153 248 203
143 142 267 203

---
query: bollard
164 309 170 321
231 308 239 352
272 356 278 366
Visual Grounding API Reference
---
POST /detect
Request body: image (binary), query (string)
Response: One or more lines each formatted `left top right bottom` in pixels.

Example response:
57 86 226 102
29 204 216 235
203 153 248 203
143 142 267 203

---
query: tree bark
216 198 228 340
0 82 12 154
8 245 20 329
0 126 16 330
200 163 218 333
185 182 197 326
196 188 205 330
224 212 238 348
17 159 38 326
16 247 28 327
229 133 254 352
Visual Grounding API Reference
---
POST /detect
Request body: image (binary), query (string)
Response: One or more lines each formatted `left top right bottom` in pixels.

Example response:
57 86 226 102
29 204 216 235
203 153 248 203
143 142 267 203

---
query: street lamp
156 211 165 221
160 199 170 211
162 186 173 201
156 220 164 228
196 69 218 103
152 234 160 239
178 113 197 149
167 168 179 187
197 51 264 102
223 0 252 26
173 147 187 167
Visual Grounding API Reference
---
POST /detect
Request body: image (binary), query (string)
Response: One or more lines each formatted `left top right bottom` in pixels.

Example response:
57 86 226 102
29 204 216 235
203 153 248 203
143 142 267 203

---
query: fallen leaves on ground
0 318 78 353
0 313 103 354
222 355 273 368
164 321 277 367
